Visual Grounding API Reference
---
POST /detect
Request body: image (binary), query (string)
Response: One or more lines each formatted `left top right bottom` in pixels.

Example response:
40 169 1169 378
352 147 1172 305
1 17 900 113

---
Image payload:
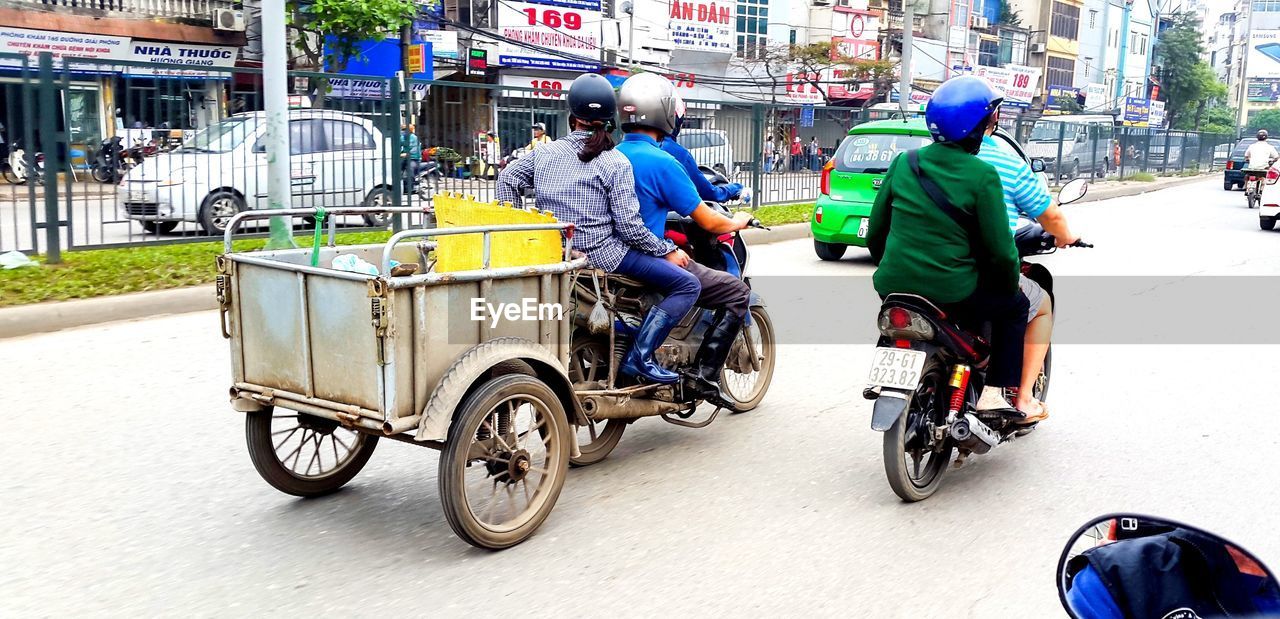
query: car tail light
1227 161 1234 170
1267 167 1279 185
878 306 935 340
814 205 823 224
819 160 834 195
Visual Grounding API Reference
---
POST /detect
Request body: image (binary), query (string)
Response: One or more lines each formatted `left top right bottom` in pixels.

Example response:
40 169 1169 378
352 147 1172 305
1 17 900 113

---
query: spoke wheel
883 359 952 502
439 374 569 549
720 306 776 412
245 407 378 497
567 338 625 467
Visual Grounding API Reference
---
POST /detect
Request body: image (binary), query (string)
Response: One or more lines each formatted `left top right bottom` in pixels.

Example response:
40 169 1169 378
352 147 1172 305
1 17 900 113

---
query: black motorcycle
865 178 1091 502
91 136 127 184
565 168 775 466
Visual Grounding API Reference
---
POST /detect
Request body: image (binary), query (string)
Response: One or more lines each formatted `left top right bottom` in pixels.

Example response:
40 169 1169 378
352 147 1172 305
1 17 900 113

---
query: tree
288 0 419 71
1247 109 1280 136
996 0 1022 27
1180 104 1235 134
735 41 897 105
1158 13 1221 129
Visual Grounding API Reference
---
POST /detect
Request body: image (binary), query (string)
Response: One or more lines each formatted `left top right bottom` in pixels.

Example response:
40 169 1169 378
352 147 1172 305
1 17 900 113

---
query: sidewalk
1071 172 1214 204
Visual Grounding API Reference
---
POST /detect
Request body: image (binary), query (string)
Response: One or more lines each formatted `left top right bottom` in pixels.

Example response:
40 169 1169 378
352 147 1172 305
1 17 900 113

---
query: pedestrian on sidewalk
807 136 821 171
790 136 803 172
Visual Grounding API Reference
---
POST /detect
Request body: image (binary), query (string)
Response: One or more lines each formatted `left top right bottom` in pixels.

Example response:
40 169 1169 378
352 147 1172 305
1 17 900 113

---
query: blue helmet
925 76 1003 146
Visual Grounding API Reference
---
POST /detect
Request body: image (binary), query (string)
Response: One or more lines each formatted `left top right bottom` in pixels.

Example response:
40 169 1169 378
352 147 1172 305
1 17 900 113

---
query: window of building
736 0 769 59
979 39 1000 66
1255 0 1280 12
1050 2 1080 40
1047 55 1076 87
1089 9 1097 28
790 29 797 44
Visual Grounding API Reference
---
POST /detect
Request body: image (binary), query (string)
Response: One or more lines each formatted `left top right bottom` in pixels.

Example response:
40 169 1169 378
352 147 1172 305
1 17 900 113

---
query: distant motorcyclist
400 124 421 193
615 72 754 404
529 122 552 150
496 73 700 385
865 75 1030 417
1245 129 1278 172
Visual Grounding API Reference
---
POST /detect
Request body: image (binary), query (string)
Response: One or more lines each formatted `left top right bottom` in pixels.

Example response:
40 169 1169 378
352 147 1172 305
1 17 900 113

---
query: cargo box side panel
389 288 416 419
238 264 309 394
307 276 382 411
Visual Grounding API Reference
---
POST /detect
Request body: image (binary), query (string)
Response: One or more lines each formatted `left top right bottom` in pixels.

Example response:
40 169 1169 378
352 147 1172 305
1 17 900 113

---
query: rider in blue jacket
659 137 742 203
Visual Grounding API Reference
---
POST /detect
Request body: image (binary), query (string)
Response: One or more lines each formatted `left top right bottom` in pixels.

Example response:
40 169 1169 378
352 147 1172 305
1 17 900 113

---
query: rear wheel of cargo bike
245 407 379 497
439 374 569 549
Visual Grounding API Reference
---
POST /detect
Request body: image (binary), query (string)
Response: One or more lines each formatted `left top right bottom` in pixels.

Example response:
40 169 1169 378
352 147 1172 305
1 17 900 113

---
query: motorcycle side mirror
1058 178 1088 205
1058 514 1280 619
1031 158 1047 173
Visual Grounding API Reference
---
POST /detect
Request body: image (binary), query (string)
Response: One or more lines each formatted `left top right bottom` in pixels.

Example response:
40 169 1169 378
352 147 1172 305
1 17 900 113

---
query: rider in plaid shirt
496 74 700 385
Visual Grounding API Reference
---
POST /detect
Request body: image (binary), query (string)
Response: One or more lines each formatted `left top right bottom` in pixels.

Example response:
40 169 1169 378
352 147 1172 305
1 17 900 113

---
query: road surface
3 177 1278 617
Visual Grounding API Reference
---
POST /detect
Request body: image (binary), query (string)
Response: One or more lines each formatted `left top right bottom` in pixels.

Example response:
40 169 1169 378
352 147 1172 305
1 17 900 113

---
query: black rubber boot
619 307 681 384
684 311 745 406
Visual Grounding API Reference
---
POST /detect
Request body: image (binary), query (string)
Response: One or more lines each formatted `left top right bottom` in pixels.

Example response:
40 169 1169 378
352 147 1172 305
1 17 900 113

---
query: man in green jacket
866 76 1033 417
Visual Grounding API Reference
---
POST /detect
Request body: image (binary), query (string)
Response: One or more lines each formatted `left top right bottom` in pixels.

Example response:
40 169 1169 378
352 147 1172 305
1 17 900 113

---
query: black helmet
567 74 617 124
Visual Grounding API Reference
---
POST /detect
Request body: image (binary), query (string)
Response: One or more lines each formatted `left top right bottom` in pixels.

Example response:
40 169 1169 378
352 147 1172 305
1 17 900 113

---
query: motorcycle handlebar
1069 239 1093 248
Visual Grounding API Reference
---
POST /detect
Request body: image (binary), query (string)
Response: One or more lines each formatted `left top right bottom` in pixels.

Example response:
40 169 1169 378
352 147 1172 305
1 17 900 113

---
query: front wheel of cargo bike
439 374 570 550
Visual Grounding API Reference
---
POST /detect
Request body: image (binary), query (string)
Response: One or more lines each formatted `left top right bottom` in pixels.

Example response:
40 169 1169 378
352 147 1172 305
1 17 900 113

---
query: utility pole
262 0 295 249
900 0 915 115
623 0 635 66
1237 1 1254 131
1115 0 1133 104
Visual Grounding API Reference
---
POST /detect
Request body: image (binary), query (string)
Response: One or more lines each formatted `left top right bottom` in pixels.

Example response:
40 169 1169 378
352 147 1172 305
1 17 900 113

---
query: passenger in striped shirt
976 117 1080 421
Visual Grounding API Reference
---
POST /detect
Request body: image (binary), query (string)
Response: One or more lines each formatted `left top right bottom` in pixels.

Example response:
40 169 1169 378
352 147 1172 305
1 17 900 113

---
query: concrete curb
1075 174 1212 204
0 286 218 340
740 221 811 244
0 223 815 339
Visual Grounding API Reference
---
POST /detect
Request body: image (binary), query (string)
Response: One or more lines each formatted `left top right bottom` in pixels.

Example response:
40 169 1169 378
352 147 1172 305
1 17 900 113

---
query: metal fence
0 51 1237 259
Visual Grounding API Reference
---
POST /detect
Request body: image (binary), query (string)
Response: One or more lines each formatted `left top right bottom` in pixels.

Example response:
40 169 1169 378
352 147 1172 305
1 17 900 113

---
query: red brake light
888 307 911 329
1267 167 1279 185
814 206 823 224
1227 161 1234 170
819 160 834 195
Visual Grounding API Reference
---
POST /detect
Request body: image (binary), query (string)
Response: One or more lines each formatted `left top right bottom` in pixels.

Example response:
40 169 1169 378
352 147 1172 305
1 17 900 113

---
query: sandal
1014 399 1049 425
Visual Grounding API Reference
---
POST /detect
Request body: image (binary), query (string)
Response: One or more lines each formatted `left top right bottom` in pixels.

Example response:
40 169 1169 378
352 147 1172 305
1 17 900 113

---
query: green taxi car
813 119 932 260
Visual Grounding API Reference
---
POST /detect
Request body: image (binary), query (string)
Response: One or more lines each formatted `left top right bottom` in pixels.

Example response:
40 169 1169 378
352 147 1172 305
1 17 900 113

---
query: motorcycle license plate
857 217 870 238
867 347 927 390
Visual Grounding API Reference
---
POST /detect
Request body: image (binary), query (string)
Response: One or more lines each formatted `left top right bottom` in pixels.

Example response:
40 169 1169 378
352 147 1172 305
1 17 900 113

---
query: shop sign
1123 96 1150 126
497 0 602 71
669 0 735 53
123 41 238 79
0 27 129 69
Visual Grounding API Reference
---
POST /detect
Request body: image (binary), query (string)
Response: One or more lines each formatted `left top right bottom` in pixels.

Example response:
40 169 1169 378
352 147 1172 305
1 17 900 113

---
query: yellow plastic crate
433 193 564 273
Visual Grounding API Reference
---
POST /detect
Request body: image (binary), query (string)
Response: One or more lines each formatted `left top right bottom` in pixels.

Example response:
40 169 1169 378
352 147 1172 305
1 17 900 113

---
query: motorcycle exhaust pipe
949 413 999 455
581 395 685 420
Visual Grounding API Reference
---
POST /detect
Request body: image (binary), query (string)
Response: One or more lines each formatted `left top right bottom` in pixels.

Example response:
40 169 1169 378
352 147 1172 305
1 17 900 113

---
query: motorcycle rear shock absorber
947 364 971 418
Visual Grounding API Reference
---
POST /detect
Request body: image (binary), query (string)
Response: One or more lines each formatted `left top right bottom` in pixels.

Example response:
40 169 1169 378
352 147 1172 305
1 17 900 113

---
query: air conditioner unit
212 8 246 32
971 15 989 28
1030 42 1046 53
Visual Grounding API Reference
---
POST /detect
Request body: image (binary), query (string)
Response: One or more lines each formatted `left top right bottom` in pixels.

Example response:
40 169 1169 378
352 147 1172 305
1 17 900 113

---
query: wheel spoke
273 426 300 451
280 429 308 471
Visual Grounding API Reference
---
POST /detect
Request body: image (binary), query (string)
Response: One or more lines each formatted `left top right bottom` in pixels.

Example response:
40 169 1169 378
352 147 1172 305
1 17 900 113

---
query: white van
1025 114 1115 179
119 109 392 234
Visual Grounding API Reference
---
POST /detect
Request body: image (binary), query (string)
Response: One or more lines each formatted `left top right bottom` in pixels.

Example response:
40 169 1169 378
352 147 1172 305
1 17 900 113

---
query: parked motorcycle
864 178 1092 502
414 159 442 202
566 168 774 466
91 136 127 184
4 139 43 185
1058 513 1280 618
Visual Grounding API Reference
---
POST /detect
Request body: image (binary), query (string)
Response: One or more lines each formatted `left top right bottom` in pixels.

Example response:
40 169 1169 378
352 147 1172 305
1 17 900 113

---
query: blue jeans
615 249 700 318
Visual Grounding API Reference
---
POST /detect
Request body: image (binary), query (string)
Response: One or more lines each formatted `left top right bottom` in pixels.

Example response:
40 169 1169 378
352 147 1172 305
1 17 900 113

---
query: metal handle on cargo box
379 223 576 275
221 207 426 253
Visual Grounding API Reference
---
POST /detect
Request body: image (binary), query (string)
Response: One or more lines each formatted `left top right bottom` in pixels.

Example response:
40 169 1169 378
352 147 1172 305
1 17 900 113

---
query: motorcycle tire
2 168 20 184
91 165 111 183
883 359 952 502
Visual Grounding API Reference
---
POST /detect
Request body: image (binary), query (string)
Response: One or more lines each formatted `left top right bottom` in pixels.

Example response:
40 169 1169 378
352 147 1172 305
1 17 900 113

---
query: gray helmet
617 73 686 137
